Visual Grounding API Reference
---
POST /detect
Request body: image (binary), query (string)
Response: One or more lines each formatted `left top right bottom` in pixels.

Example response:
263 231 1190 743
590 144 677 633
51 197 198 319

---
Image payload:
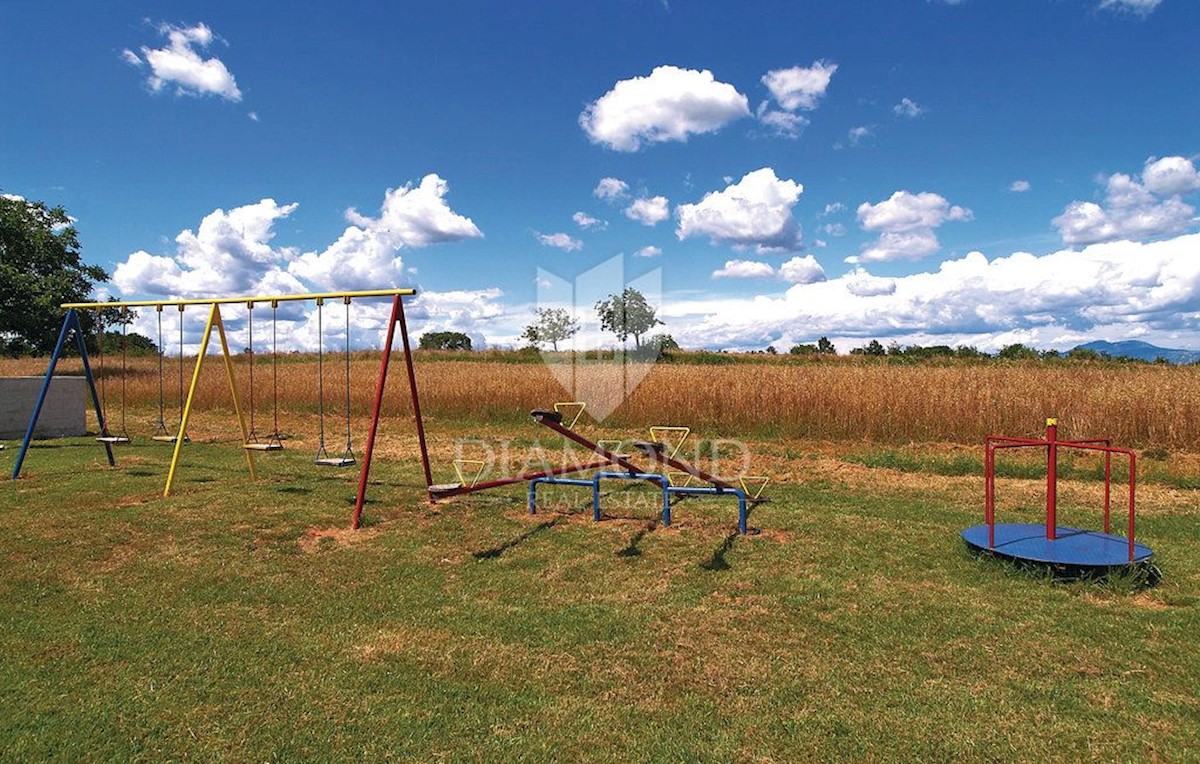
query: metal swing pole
11 310 115 479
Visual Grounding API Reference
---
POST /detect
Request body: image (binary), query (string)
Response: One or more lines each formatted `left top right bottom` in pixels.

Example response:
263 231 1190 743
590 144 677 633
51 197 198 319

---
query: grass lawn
1 426 1197 761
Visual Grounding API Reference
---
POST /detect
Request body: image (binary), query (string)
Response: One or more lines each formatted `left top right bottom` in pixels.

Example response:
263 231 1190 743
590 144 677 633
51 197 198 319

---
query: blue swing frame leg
11 309 114 480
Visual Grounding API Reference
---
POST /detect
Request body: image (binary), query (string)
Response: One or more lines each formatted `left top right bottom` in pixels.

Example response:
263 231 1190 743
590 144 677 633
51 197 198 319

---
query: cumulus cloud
580 65 750 152
122 22 242 101
669 232 1200 351
634 245 663 258
1142 155 1200 196
677 168 804 252
112 199 300 297
893 97 924 118
711 255 825 284
593 177 629 201
624 196 670 226
1010 180 1031 193
850 190 972 263
712 259 776 279
572 211 606 229
1053 156 1198 246
761 61 838 111
1099 0 1162 15
113 174 481 302
536 232 584 251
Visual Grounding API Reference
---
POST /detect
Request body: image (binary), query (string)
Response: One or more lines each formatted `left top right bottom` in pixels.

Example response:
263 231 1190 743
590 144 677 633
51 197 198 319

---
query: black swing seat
429 483 463 496
530 409 564 424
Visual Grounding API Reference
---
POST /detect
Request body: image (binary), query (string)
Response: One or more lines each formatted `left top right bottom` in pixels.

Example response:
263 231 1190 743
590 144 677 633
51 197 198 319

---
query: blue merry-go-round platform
962 523 1153 569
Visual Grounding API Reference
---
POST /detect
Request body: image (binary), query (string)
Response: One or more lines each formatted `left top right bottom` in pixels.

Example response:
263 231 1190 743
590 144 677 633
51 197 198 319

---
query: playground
1 295 1199 760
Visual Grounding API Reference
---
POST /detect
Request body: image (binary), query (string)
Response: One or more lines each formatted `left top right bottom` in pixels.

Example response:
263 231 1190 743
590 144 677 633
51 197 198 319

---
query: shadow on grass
473 517 560 560
966 546 1163 589
617 521 658 557
276 485 312 495
701 532 739 571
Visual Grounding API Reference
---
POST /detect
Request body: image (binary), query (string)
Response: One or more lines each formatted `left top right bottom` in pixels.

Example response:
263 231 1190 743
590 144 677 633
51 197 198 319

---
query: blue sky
3 0 1199 353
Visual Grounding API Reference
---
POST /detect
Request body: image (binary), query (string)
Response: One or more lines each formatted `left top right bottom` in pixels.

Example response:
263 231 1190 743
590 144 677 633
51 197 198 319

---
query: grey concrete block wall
0 376 87 439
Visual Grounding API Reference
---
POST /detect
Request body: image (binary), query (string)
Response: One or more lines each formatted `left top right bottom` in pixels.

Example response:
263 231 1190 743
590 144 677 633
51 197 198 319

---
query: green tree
997 343 1039 360
0 194 108 355
595 287 662 349
851 339 886 357
816 336 836 355
418 331 472 351
789 343 817 355
521 307 579 351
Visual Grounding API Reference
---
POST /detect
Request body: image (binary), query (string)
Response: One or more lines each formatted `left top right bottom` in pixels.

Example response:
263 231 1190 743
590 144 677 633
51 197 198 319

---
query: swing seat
96 435 131 444
245 442 284 451
315 455 356 467
152 434 181 443
429 483 463 496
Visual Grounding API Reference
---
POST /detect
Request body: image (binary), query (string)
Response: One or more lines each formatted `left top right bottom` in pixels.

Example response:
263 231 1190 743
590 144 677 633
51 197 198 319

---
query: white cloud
123 22 242 101
579 65 750 152
536 232 584 251
1010 180 1031 193
113 175 481 303
113 199 301 297
572 211 606 229
822 202 845 216
1142 156 1200 196
634 245 663 258
624 196 670 226
248 111 259 122
762 61 838 111
844 268 897 297
778 255 826 284
893 97 924 118
848 126 873 146
711 255 825 284
822 222 847 237
669 232 1200 351
1099 0 1162 15
593 177 629 201
850 190 972 263
677 167 804 252
756 105 809 139
1053 157 1198 246
712 259 777 279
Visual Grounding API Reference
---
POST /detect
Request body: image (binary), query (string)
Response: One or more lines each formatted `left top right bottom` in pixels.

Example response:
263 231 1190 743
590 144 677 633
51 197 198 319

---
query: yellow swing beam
62 288 416 497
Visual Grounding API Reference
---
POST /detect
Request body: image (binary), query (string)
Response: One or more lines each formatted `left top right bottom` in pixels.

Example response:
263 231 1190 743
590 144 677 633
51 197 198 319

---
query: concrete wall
0 376 87 439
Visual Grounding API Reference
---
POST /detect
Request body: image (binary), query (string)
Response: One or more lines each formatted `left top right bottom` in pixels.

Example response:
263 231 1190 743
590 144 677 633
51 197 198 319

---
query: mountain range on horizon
1072 340 1200 365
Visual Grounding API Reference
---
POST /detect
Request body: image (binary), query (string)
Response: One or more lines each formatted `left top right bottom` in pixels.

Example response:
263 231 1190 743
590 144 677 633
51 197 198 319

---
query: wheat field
4 353 1199 448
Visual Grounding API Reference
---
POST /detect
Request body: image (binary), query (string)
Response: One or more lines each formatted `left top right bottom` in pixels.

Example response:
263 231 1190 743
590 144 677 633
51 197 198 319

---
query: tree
521 307 579 351
0 194 108 354
419 331 472 351
850 339 886 357
595 287 661 349
816 336 836 355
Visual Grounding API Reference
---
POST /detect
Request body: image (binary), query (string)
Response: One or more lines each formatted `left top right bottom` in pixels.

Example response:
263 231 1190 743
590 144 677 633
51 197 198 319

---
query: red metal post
1104 447 1112 534
396 297 435 500
985 442 995 548
352 295 401 529
1128 453 1136 562
1046 418 1058 540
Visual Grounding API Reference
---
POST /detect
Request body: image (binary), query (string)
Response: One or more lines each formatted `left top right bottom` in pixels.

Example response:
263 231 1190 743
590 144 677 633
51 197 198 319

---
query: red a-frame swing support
353 293 433 529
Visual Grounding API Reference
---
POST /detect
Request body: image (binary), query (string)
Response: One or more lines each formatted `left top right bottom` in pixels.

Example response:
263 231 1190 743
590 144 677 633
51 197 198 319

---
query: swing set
10 289 424 512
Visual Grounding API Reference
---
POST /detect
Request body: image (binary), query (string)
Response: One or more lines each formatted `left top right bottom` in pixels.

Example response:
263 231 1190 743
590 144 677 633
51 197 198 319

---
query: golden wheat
3 354 1198 448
